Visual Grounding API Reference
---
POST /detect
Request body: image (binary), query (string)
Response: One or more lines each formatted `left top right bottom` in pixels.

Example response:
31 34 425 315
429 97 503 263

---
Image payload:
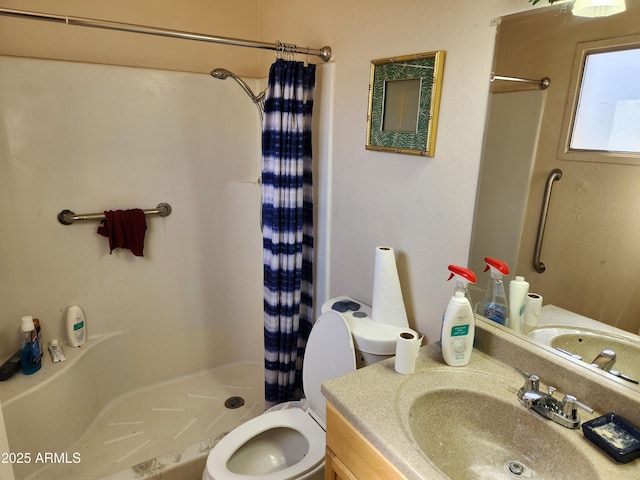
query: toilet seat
302 310 356 427
203 408 325 480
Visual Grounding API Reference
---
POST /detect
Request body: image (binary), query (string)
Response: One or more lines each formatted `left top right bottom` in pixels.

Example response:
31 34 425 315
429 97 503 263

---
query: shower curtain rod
491 74 550 89
0 7 332 62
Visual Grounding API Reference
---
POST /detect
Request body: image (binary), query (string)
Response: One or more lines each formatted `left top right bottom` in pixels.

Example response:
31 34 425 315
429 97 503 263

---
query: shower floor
26 362 263 480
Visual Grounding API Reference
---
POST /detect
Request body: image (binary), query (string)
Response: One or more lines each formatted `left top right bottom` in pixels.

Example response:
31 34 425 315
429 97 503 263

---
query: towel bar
58 203 172 225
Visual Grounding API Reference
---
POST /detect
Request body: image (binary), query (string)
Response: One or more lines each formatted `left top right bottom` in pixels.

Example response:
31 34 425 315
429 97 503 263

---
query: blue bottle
20 315 41 375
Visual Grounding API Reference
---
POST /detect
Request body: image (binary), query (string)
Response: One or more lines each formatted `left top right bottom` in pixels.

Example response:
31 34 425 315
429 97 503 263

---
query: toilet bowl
202 305 356 480
203 297 418 480
204 408 325 479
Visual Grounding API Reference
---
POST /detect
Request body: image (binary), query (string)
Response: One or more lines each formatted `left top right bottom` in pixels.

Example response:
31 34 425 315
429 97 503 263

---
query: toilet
202 296 418 480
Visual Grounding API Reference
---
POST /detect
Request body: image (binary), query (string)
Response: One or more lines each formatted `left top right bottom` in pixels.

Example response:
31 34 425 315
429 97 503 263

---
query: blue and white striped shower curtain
262 59 316 408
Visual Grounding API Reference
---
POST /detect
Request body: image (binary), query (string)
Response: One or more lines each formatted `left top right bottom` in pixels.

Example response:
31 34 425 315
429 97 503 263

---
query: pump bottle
475 257 509 326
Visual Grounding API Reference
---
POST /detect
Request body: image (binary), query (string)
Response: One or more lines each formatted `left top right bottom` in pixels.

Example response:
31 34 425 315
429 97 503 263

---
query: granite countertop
322 338 640 479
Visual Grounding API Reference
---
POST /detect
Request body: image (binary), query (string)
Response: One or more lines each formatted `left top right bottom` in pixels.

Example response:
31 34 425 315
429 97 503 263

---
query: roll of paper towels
395 331 422 375
524 293 543 331
372 246 409 328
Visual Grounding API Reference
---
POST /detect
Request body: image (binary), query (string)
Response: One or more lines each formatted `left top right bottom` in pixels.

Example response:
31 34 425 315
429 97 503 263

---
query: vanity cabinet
325 402 406 480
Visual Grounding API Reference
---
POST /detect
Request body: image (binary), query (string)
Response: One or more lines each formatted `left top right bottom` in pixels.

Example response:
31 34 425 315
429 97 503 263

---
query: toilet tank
320 296 420 368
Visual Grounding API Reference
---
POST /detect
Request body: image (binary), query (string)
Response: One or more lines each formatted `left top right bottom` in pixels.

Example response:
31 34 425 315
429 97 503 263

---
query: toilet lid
303 310 356 423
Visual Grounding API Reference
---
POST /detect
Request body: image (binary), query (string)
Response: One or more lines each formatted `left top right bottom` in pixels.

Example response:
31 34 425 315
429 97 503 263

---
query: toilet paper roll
372 246 409 328
524 293 543 330
395 331 422 375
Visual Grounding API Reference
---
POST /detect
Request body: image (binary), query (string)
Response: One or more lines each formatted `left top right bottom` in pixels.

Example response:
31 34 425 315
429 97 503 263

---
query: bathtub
1 332 263 479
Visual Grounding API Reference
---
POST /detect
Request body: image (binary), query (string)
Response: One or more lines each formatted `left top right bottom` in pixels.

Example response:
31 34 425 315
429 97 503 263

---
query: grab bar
533 169 562 273
491 74 550 90
58 202 172 225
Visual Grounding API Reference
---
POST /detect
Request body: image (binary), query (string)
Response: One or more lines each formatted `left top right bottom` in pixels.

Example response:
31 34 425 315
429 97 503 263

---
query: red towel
97 209 147 257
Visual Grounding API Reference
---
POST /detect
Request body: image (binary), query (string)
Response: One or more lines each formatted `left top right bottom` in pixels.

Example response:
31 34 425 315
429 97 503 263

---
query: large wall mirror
470 2 640 389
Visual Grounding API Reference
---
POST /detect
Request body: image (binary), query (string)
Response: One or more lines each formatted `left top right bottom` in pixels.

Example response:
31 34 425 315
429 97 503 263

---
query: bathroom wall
0 0 541 347
0 57 264 387
262 0 537 343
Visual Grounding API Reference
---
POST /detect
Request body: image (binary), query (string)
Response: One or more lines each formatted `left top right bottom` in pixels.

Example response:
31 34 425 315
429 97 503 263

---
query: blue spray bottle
475 257 509 326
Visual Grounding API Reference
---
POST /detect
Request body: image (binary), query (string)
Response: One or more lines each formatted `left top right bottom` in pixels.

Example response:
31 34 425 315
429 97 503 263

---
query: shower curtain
262 58 316 407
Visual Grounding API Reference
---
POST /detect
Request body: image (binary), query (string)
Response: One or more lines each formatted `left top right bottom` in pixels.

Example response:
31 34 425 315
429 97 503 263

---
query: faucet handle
520 390 546 409
514 367 540 391
560 394 593 419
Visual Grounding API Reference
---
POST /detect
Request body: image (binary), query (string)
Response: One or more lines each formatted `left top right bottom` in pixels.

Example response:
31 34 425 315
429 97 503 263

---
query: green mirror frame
366 51 446 157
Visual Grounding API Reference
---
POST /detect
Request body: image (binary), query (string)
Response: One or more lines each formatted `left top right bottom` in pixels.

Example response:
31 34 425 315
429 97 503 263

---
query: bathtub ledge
1 331 125 406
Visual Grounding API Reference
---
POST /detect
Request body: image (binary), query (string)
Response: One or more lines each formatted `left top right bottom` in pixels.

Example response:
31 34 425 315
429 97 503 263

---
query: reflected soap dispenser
508 275 529 333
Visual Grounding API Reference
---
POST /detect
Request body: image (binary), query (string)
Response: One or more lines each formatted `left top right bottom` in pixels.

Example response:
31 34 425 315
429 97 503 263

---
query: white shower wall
0 56 264 388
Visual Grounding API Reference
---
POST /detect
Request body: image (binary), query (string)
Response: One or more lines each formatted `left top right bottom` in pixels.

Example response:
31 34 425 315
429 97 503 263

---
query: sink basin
396 370 598 480
529 327 640 382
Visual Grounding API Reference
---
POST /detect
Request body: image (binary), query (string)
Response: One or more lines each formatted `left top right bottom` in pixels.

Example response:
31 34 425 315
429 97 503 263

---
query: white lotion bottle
508 276 529 334
441 291 475 366
66 304 87 347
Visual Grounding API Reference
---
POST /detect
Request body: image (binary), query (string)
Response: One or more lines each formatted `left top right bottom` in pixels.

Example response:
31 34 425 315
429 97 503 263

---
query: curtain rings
284 42 297 61
275 40 285 60
275 41 301 62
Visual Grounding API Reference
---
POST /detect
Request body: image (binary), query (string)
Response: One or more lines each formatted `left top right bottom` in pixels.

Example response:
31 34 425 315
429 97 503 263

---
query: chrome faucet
590 349 616 371
515 368 593 429
555 347 639 383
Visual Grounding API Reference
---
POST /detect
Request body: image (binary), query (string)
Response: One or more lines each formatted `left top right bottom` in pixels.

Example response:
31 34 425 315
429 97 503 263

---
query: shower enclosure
0 55 265 479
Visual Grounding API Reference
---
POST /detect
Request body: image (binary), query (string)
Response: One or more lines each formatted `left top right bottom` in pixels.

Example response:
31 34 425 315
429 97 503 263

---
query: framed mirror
470 2 640 392
365 51 445 156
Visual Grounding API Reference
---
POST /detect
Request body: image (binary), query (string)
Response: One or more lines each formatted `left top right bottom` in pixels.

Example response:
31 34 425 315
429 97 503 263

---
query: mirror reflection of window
382 78 421 133
571 46 640 154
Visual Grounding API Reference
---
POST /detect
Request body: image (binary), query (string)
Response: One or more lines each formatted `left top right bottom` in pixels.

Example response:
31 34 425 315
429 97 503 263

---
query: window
559 35 640 165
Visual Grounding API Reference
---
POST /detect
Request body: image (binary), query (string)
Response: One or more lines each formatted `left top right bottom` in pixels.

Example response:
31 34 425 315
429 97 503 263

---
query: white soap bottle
508 275 529 334
441 291 475 366
66 304 87 347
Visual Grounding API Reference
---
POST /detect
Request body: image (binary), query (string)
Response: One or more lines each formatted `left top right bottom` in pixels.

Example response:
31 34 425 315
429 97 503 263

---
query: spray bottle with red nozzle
441 264 476 342
446 265 477 303
441 265 477 366
476 257 509 326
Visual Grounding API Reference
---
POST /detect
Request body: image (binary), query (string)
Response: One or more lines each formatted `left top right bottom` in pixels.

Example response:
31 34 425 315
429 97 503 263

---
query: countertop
322 337 640 479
